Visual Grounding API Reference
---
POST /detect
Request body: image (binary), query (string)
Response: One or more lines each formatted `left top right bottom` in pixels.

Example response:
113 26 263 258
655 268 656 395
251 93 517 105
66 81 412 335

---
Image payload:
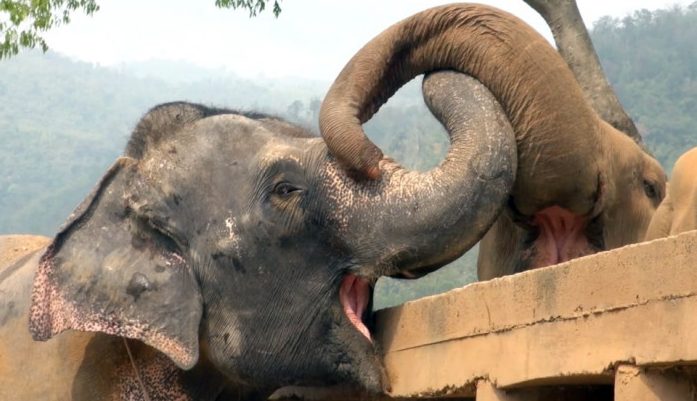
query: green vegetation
0 0 99 59
0 0 279 59
591 4 697 173
214 0 281 17
1 4 696 308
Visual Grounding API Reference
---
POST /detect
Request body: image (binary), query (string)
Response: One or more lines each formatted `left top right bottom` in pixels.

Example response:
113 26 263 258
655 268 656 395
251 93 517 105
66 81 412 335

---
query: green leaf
0 0 99 59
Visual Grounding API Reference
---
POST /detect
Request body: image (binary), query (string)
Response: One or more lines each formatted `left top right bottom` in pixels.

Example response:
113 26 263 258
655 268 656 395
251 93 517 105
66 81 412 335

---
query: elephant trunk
339 71 516 277
320 4 606 218
524 0 642 143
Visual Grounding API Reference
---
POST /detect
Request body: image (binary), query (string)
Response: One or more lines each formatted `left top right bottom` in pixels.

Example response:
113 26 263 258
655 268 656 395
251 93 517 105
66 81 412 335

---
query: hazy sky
43 0 694 80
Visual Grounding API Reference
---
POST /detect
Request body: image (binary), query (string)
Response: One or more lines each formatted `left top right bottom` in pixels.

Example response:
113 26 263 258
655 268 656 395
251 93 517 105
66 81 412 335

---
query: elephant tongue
532 206 595 267
340 274 371 342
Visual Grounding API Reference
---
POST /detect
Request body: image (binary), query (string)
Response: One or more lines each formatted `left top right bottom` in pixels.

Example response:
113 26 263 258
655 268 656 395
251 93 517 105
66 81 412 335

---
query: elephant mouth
521 206 605 269
340 274 372 342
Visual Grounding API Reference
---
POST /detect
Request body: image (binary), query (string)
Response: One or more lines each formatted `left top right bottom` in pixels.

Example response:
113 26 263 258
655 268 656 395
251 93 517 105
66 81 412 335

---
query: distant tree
308 97 321 123
215 0 281 17
286 99 304 121
0 0 99 59
0 0 281 59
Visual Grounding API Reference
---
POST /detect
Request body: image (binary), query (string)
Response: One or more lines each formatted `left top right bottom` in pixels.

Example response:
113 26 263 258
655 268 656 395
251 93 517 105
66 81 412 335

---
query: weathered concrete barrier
378 230 697 398
276 230 697 400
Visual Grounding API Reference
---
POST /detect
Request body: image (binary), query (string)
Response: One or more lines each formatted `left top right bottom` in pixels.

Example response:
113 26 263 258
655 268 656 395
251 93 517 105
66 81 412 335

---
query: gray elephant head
29 94 514 396
319 4 667 280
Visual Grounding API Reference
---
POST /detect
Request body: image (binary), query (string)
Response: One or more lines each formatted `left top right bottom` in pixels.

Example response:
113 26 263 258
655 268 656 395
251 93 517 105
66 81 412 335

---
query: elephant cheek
203 309 244 371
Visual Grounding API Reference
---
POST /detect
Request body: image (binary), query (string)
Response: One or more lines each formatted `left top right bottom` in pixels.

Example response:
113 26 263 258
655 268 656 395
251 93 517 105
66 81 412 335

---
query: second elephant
319 3 667 280
645 147 697 240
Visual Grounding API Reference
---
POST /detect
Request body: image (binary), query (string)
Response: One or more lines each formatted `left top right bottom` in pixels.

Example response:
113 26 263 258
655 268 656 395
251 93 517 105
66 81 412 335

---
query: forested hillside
0 52 439 236
591 4 697 171
1 4 696 308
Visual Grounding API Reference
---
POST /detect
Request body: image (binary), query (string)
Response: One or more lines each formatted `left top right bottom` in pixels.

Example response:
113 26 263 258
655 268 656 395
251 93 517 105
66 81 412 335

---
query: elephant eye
273 182 302 197
643 179 659 201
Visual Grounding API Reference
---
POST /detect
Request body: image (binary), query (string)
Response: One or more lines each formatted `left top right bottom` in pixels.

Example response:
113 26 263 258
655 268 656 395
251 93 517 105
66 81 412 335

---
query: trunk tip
345 142 383 180
364 165 381 180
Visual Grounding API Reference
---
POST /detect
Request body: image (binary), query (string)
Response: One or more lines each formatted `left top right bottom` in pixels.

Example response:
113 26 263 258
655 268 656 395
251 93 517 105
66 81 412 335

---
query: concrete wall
377 229 697 398
277 230 697 400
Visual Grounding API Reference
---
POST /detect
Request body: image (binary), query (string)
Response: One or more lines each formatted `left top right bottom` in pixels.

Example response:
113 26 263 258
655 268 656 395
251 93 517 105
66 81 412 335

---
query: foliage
215 0 281 17
0 0 280 60
0 0 99 59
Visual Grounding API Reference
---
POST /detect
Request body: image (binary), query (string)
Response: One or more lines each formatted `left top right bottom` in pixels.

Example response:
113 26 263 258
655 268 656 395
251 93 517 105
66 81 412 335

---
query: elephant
645 147 697 240
318 3 667 281
523 0 641 141
0 69 517 400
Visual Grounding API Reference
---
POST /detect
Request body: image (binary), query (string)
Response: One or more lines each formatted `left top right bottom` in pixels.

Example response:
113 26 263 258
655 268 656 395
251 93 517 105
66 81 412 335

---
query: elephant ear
29 157 203 370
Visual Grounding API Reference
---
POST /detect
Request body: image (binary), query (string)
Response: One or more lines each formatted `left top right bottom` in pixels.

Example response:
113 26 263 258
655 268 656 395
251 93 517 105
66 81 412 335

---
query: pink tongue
340 275 371 341
533 206 594 267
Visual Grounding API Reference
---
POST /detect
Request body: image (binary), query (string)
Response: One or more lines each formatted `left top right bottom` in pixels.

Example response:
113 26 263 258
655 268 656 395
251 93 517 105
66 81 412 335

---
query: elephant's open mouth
340 274 372 342
523 206 605 269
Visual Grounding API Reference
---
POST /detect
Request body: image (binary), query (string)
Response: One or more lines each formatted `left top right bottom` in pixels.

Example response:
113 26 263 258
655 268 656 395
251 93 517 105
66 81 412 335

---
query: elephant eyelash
273 182 303 197
642 179 660 201
251 161 305 205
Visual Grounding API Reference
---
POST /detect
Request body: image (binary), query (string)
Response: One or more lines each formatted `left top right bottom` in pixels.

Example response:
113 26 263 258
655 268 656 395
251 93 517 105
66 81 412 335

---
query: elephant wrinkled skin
319 3 667 280
0 77 516 400
645 147 697 240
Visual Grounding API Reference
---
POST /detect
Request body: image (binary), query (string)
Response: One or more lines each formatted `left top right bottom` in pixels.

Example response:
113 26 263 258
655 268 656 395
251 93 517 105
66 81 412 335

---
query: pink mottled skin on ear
115 344 194 401
29 247 196 369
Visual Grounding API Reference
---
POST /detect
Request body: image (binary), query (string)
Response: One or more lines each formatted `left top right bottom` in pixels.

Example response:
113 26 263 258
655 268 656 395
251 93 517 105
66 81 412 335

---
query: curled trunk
340 71 516 276
320 4 605 219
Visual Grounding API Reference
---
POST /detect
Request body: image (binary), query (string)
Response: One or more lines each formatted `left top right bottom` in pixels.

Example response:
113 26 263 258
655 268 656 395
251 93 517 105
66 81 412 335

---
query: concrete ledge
0 234 49 268
614 365 696 401
376 230 697 397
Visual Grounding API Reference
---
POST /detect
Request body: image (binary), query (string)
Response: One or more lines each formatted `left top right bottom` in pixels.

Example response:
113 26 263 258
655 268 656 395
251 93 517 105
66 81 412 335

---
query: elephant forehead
257 142 304 167
138 118 271 174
